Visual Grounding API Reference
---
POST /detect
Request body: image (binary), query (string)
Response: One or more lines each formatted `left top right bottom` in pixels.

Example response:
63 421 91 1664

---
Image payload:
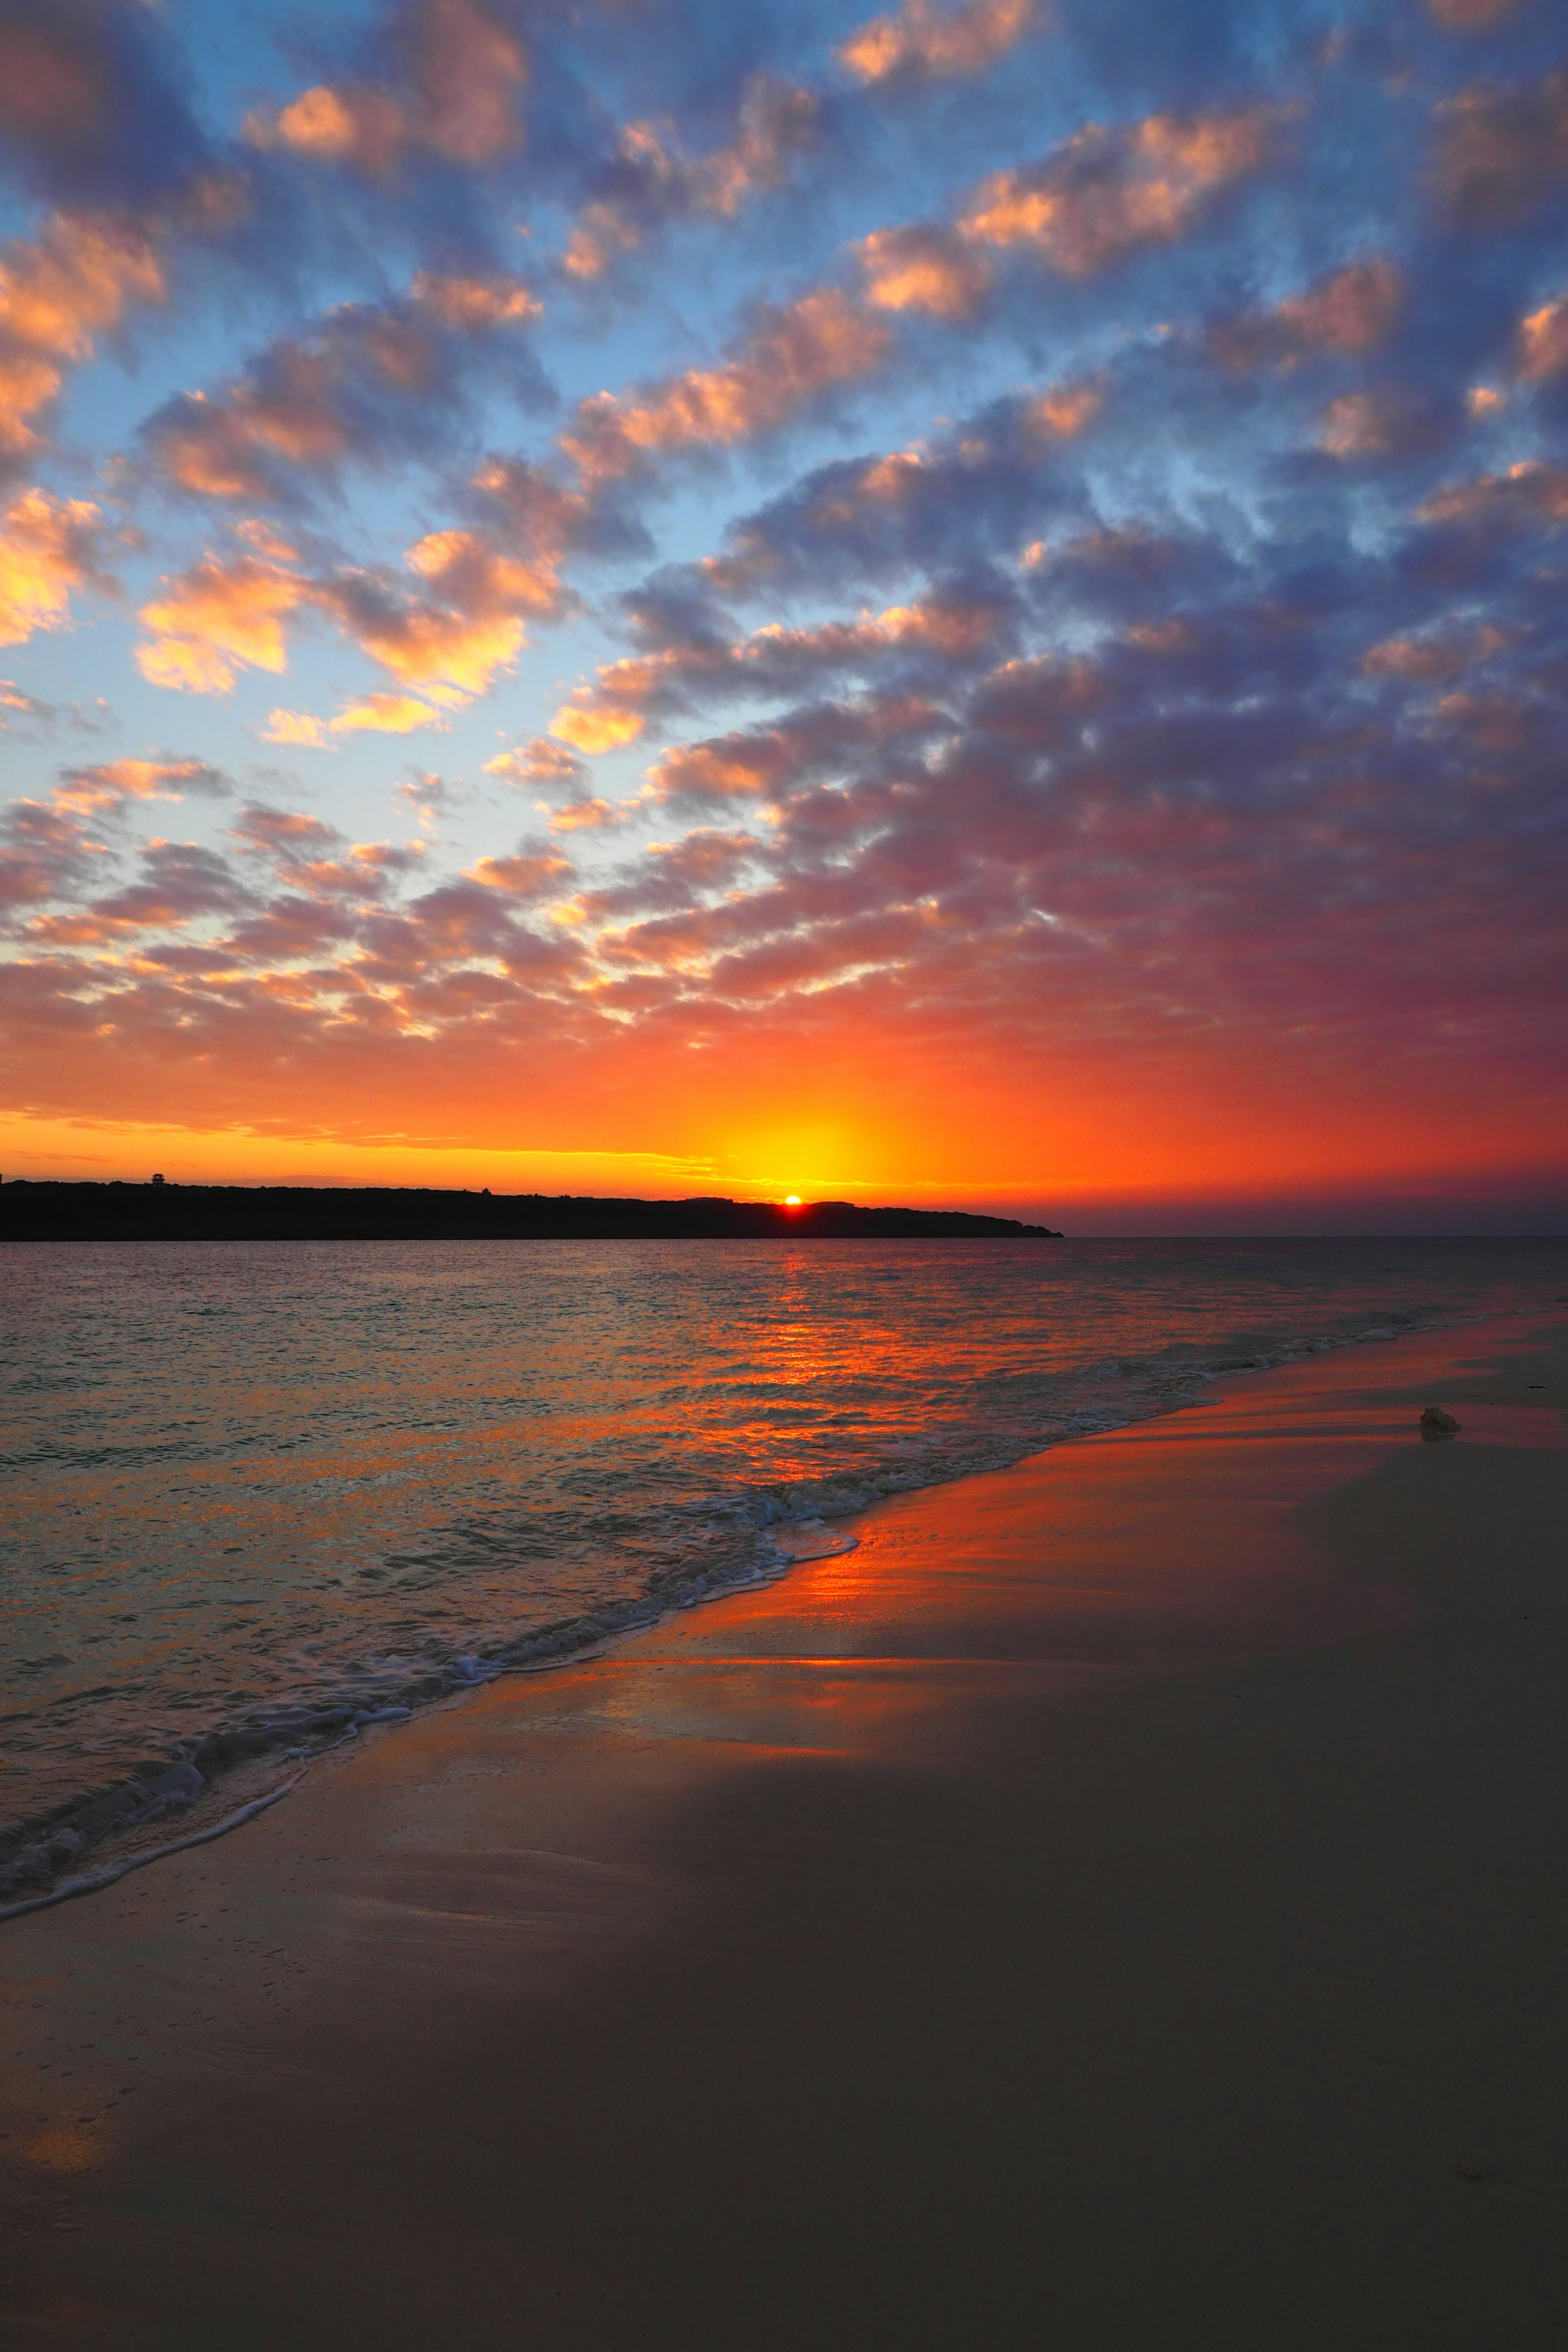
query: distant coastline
0 1181 1063 1243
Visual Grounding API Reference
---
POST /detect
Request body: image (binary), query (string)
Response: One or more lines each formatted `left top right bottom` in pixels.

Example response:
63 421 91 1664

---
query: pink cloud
1420 461 1568 529
838 0 1039 86
245 0 525 175
958 105 1283 277
857 224 991 319
1433 73 1568 225
52 757 225 816
1208 258 1403 371
561 291 890 482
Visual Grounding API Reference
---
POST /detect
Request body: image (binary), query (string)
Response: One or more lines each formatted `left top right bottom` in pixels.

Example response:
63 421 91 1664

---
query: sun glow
784 1194 803 1207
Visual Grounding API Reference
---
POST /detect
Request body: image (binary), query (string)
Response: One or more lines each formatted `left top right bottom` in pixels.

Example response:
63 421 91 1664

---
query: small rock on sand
1420 1405 1460 1438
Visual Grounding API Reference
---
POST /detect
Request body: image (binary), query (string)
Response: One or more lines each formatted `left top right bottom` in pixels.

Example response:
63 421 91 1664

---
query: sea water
4 1234 1565 1898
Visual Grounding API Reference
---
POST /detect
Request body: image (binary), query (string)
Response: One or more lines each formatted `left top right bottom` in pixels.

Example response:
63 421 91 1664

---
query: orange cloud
142 514 566 706
550 703 648 754
136 552 308 692
467 850 573 895
959 105 1281 277
245 0 525 174
858 224 991 318
410 271 540 329
0 488 104 646
261 708 332 749
838 0 1038 85
548 797 625 833
331 692 447 735
1434 73 1568 225
561 290 890 481
1028 379 1105 437
1518 294 1568 382
321 529 560 701
0 212 164 461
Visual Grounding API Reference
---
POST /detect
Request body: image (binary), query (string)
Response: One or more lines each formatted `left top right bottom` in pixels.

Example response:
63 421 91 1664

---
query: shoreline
3 1309 1567 2345
3 1291 1558 1919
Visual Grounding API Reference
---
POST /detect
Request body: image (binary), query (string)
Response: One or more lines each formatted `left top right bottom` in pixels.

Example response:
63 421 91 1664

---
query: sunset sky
0 0 1564 1226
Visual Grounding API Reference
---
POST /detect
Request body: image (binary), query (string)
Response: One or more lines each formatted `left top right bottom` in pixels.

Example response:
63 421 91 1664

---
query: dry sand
2 1312 1566 2350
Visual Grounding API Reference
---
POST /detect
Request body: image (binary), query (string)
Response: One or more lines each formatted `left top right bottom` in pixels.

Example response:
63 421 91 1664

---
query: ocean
4 1234 1566 1902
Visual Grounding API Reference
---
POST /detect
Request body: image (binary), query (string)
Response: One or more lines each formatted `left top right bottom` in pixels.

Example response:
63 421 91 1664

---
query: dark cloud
0 0 213 209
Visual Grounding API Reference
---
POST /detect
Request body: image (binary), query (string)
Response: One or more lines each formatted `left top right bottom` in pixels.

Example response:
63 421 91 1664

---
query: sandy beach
3 1310 1566 2350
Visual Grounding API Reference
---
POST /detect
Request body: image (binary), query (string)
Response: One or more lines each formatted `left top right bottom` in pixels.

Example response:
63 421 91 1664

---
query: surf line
0 1780 299 1925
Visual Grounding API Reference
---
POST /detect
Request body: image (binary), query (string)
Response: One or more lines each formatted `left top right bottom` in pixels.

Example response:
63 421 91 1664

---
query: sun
784 1194 802 1207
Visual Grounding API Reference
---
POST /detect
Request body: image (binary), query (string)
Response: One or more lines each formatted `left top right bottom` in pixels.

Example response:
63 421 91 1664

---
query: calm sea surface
4 1235 1566 1895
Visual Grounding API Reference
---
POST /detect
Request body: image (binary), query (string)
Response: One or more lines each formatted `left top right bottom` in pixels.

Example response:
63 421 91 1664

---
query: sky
0 0 1564 1229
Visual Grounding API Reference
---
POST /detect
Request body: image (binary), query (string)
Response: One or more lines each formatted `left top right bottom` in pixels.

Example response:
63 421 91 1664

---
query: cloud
332 691 448 735
548 587 1010 753
547 796 625 833
857 224 991 319
838 0 1039 87
317 526 564 699
957 105 1282 278
261 708 332 749
968 652 1105 743
646 693 947 812
550 702 648 754
1316 389 1449 461
561 290 891 482
0 0 212 211
0 209 164 465
0 487 105 646
409 271 539 329
1426 0 1521 27
263 692 448 742
244 0 526 176
143 283 543 503
0 795 105 917
485 735 588 788
564 76 818 280
686 385 1098 605
1419 461 1568 530
466 847 572 896
140 517 568 704
1433 73 1568 225
1518 294 1568 383
51 755 226 815
136 550 308 692
1207 258 1403 372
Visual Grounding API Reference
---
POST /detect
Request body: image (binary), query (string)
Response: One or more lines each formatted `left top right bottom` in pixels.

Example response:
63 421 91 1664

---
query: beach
3 1309 1566 2348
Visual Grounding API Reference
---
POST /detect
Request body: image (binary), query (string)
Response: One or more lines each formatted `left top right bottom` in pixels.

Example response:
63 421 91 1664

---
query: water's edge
2 1297 1539 1922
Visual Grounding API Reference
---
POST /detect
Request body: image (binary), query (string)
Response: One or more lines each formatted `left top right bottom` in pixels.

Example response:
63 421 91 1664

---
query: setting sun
785 1195 803 1207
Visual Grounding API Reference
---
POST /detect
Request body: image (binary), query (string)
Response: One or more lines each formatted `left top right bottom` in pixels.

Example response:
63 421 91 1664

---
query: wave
0 1295 1534 1913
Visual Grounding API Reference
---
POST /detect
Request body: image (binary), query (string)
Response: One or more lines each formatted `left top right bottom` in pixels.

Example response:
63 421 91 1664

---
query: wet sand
3 1312 1567 2350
